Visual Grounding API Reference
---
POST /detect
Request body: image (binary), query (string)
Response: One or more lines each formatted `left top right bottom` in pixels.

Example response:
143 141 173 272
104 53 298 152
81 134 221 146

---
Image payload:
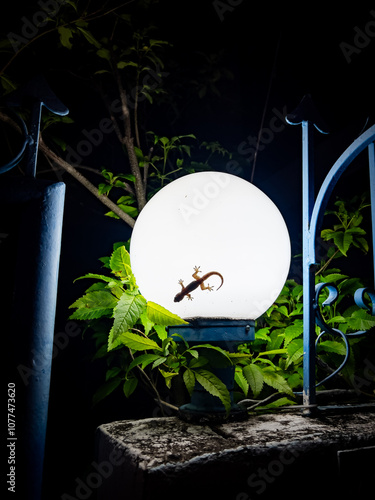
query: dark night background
1 1 375 498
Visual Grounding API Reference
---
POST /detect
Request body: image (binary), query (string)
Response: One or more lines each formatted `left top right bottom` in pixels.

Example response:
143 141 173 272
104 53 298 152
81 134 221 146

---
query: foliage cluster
69 194 375 415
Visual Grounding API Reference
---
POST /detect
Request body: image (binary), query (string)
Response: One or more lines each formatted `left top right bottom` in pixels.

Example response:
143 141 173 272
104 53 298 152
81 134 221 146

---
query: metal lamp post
130 171 291 421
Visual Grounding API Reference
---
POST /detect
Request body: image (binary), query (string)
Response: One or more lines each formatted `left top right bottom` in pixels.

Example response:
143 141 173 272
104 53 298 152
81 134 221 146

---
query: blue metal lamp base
168 319 255 423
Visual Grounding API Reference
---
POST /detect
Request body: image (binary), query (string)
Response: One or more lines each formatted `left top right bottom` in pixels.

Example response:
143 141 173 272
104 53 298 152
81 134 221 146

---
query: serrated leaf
346 309 375 331
108 293 147 350
183 368 196 395
154 324 168 340
235 367 249 396
243 364 264 398
284 321 303 347
194 369 231 413
146 301 188 326
255 327 270 341
110 246 131 276
286 339 304 368
262 370 294 396
69 290 118 320
116 331 161 352
139 311 154 336
128 353 162 371
319 273 348 283
317 340 347 356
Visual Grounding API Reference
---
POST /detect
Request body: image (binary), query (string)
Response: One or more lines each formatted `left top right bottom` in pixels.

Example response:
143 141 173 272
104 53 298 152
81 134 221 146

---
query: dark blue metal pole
301 120 317 409
368 142 375 287
286 95 329 411
1 76 68 499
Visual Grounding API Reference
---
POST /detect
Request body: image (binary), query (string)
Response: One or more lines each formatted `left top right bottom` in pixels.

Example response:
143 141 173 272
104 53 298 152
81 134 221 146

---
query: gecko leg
200 283 214 292
192 266 201 279
178 279 185 289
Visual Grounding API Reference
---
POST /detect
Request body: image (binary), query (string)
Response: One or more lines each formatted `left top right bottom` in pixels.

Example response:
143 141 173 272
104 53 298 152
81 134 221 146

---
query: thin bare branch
39 136 135 227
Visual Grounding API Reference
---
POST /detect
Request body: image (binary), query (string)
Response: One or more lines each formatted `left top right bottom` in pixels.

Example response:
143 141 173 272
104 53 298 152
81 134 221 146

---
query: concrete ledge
95 411 375 500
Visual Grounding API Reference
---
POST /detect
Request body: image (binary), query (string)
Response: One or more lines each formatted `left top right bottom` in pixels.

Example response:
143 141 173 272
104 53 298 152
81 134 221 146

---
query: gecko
174 266 224 302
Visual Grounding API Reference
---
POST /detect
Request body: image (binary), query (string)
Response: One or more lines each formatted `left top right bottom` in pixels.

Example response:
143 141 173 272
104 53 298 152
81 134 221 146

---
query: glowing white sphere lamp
130 171 291 420
130 171 290 323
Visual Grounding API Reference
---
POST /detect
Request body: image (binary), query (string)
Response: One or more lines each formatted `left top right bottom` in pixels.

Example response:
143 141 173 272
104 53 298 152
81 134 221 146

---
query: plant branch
39 136 136 227
315 248 341 276
113 63 146 210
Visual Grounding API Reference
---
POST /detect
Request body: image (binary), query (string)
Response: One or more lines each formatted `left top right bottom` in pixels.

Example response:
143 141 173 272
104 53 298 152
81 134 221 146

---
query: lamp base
178 403 248 424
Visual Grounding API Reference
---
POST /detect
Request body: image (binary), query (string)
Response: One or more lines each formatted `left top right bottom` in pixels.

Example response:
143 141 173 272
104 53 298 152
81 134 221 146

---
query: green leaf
243 364 264 398
128 353 162 371
319 273 348 283
317 340 346 356
108 293 147 350
194 369 231 413
105 367 122 381
77 27 101 48
116 331 161 352
347 309 375 330
123 377 138 398
159 369 178 389
262 369 294 396
109 246 131 277
257 397 296 410
139 311 154 336
93 378 122 406
154 324 168 340
286 339 304 368
283 321 303 347
69 290 118 320
58 26 74 49
74 273 121 284
183 368 196 395
258 349 287 357
255 327 270 341
146 301 188 326
235 367 249 396
333 231 353 256
117 60 138 69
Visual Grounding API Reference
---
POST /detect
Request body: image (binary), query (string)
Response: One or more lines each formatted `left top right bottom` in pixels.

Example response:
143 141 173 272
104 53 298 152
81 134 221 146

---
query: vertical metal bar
302 120 316 409
368 142 375 287
25 101 42 178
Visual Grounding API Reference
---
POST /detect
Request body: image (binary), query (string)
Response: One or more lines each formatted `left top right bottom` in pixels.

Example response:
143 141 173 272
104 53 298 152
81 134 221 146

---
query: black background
1 1 375 498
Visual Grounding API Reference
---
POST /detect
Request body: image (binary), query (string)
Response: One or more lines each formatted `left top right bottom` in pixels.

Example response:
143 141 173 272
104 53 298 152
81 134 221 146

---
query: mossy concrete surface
95 411 375 500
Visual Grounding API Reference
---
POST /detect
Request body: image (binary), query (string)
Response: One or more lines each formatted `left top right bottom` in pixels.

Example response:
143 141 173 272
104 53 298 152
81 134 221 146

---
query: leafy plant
0 0 233 230
69 194 374 415
69 244 250 414
233 193 375 408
